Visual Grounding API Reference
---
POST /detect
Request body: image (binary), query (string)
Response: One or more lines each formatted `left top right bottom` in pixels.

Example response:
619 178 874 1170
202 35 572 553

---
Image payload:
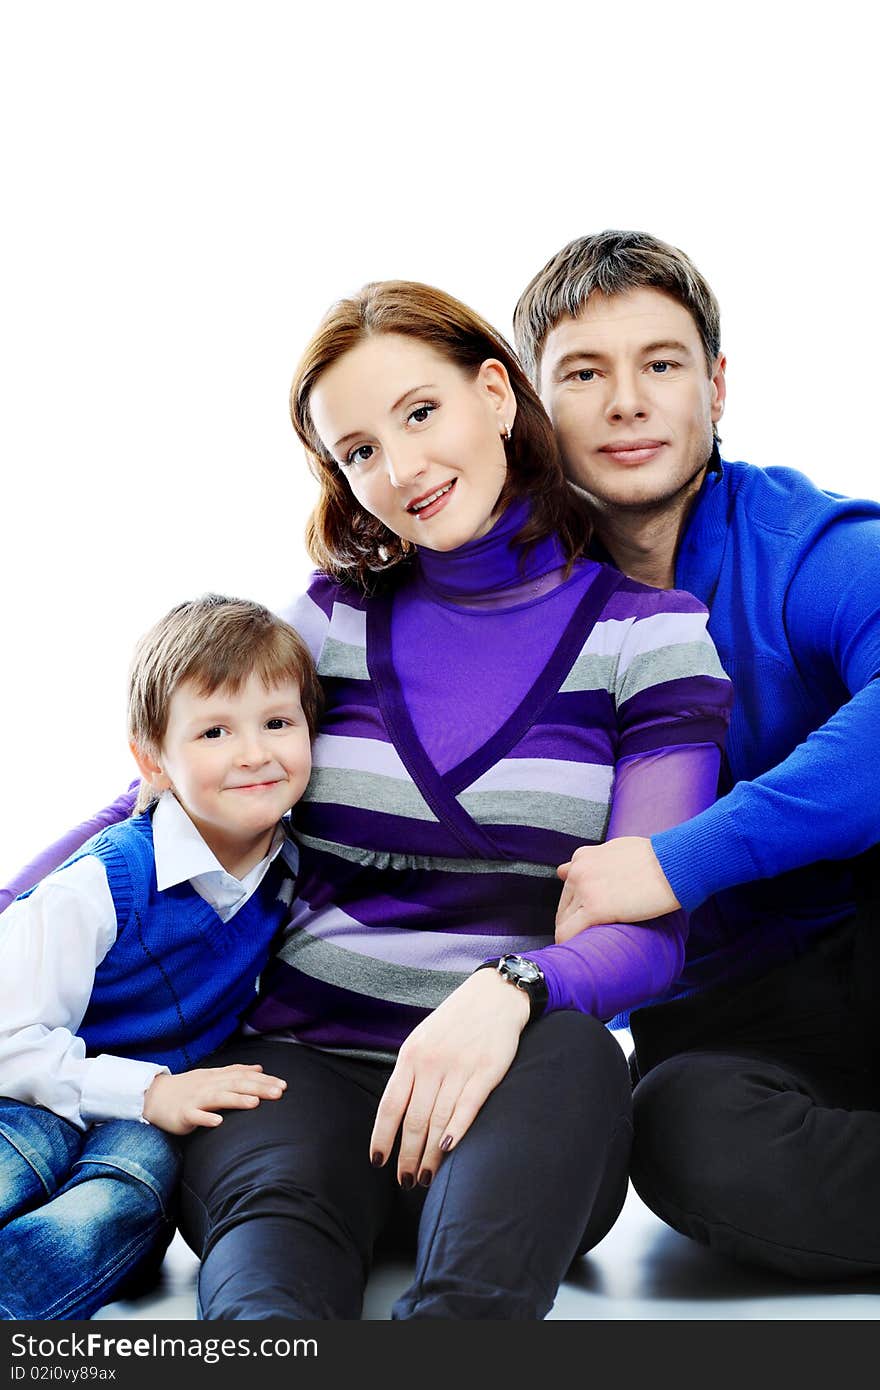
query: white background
1 1 876 881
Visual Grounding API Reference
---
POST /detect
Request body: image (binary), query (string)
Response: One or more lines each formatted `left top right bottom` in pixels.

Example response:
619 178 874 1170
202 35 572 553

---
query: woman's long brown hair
290 280 593 591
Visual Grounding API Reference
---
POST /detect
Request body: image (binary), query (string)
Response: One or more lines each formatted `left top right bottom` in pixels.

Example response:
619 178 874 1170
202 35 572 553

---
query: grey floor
94 1181 880 1322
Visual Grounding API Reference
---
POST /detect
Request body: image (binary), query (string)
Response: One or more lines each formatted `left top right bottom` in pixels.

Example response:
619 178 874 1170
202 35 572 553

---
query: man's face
538 288 726 516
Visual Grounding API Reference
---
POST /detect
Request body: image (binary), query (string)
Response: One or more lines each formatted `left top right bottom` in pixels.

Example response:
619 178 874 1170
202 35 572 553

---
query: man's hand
143 1063 287 1135
369 969 530 1189
555 837 681 942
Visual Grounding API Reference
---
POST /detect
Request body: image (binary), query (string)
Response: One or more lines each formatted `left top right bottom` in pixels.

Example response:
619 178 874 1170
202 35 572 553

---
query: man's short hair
513 229 721 385
128 594 321 812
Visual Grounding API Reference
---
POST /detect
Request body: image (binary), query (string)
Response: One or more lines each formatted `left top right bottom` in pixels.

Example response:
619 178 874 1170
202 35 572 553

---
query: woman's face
308 334 516 552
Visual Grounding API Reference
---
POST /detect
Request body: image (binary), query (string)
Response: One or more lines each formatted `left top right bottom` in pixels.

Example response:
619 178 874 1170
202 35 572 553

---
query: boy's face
137 672 312 876
538 287 726 516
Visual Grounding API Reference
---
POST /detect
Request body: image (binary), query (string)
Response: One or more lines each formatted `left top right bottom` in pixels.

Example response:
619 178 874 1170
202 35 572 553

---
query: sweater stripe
318 637 370 682
303 767 440 822
295 831 559 879
278 929 469 1008
312 733 410 778
618 640 728 702
283 897 552 964
458 789 610 839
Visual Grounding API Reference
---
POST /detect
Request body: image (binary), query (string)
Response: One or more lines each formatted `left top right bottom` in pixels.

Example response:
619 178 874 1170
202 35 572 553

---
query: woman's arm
543 742 720 1016
0 784 137 914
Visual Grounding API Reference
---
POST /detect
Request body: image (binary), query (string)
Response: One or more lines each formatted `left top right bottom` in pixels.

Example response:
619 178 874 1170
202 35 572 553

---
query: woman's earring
502 422 513 441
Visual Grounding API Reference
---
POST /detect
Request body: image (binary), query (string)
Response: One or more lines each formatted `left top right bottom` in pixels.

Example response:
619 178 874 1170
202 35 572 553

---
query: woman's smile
405 478 457 519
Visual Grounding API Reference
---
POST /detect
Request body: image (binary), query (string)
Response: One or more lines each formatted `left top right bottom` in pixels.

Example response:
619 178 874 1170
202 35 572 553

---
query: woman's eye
407 403 436 425
345 444 374 467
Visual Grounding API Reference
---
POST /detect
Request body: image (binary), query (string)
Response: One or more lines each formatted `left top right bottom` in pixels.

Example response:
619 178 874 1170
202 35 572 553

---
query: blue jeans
0 1098 180 1319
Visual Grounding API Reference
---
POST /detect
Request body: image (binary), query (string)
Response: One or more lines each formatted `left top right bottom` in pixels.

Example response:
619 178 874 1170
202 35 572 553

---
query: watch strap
475 957 548 1024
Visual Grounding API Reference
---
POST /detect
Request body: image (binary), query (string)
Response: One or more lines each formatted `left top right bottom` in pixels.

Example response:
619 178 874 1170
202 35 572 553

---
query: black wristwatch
477 954 548 1023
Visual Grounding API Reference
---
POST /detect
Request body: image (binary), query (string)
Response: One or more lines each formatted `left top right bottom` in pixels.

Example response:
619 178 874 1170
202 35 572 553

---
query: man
513 230 880 1278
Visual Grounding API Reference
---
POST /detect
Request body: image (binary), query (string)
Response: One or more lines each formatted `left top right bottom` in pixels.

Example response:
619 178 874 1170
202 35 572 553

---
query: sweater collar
414 497 568 603
674 443 731 604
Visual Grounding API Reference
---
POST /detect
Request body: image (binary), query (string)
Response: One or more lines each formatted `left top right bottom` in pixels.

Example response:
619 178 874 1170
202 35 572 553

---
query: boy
0 594 321 1319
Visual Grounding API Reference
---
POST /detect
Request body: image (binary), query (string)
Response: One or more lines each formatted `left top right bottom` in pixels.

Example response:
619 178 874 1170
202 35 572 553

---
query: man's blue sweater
651 456 880 993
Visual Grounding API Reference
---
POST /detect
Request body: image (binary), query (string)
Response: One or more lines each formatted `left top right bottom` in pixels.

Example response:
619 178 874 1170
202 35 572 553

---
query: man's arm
565 518 880 920
654 676 880 910
657 515 880 910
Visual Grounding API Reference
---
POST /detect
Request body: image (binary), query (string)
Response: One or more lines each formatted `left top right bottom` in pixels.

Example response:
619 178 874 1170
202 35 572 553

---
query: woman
2 282 732 1320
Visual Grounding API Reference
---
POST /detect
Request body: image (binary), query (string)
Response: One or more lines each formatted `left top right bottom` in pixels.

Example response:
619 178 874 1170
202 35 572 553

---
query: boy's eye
202 726 224 740
265 718 288 730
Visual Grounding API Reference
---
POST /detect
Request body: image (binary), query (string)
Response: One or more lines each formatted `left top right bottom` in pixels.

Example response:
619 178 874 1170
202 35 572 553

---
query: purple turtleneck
392 499 599 773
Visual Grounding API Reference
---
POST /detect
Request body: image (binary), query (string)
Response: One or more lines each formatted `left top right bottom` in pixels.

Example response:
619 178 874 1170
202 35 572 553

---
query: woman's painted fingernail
371 1151 384 1167
418 1169 432 1188
400 1172 415 1190
440 1135 454 1152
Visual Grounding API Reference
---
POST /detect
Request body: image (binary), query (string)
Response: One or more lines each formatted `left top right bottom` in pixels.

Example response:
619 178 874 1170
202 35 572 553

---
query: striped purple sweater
247 554 732 1061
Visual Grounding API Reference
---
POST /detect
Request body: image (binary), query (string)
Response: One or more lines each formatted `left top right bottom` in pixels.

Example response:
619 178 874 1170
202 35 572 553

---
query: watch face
500 955 542 987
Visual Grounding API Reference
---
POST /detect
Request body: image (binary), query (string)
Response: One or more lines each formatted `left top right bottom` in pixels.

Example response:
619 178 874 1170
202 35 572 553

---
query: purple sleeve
0 783 138 915
525 744 721 1020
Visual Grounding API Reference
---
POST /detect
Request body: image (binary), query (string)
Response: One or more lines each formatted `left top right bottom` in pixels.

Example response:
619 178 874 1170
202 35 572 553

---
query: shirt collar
152 791 293 891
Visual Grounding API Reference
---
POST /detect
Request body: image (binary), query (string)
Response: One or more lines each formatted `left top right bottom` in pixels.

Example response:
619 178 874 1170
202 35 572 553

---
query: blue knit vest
27 814 296 1070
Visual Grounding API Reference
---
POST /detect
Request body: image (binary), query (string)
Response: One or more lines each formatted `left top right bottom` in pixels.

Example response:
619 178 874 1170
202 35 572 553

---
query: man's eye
650 361 673 373
571 369 595 382
407 403 436 425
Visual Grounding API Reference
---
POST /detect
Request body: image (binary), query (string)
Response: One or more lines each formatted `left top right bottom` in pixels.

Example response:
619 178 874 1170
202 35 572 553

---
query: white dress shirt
0 794 296 1131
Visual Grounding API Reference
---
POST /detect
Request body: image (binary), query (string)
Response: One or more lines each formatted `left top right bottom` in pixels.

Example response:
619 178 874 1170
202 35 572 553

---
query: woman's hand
143 1063 287 1135
555 837 681 942
370 969 530 1188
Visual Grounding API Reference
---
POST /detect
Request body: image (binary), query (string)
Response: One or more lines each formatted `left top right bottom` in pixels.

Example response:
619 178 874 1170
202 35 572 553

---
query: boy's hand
143 1063 287 1135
